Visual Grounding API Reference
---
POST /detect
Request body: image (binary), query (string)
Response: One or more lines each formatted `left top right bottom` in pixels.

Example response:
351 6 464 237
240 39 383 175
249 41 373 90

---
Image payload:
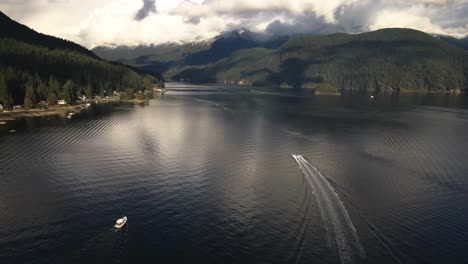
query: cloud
183 16 201 24
265 14 346 36
135 0 157 21
0 0 467 47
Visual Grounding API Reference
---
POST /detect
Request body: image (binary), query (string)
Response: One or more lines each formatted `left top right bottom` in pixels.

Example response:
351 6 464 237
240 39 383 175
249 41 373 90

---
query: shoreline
0 106 73 122
0 98 150 122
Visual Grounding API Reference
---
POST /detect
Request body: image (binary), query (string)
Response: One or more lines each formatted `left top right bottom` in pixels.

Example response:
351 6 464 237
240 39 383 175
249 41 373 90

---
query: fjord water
2 84 468 264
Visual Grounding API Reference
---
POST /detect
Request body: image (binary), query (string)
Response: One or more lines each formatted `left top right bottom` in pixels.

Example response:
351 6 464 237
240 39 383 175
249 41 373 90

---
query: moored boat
114 216 127 229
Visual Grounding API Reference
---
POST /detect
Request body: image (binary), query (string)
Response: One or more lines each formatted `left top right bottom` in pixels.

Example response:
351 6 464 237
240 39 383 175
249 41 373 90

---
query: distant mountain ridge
433 34 468 50
183 28 289 66
93 28 289 77
93 27 468 93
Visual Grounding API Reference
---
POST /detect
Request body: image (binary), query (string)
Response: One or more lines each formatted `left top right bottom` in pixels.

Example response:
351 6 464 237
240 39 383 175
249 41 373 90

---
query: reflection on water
1 84 468 264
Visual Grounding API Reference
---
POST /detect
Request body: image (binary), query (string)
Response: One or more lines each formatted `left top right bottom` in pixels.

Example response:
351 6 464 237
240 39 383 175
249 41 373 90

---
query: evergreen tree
36 80 48 101
99 83 105 97
47 78 59 105
24 83 36 110
62 80 77 103
48 76 59 94
85 84 93 99
0 73 13 110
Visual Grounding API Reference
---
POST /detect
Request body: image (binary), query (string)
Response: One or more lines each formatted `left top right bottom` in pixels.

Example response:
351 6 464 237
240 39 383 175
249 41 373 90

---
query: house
13 105 22 110
0 104 3 111
58 100 67 105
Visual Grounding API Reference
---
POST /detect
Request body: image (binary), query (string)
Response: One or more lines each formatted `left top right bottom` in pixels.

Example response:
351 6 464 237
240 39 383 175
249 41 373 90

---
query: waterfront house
58 100 67 105
13 105 22 110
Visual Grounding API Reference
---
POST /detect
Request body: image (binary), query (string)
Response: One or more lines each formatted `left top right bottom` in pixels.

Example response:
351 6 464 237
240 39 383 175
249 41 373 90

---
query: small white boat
292 153 302 159
114 216 127 229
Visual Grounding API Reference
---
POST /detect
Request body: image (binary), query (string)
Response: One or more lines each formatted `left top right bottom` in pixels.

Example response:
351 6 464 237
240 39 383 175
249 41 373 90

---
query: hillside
0 11 96 58
93 29 289 79
175 28 468 93
0 12 163 110
93 28 468 93
436 35 468 50
93 41 212 75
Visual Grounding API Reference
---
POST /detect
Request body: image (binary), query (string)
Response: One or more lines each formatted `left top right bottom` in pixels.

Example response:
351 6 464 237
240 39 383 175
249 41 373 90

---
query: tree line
0 38 163 110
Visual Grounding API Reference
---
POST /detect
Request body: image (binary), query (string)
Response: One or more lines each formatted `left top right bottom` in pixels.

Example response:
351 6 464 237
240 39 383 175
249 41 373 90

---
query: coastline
0 106 73 122
0 98 151 123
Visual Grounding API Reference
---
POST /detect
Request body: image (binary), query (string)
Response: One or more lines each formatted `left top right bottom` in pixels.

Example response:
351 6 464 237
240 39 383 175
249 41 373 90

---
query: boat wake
292 154 365 264
193 99 230 111
283 129 317 142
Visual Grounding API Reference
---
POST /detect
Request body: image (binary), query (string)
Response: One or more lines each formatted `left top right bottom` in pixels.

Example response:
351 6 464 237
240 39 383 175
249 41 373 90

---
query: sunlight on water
1 84 468 263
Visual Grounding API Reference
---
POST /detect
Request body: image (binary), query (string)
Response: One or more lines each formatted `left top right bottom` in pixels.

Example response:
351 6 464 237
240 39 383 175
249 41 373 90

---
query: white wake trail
292 154 365 264
293 154 333 247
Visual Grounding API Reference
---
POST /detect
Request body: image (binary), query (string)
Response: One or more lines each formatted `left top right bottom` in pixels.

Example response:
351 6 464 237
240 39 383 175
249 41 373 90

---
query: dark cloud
183 16 201 24
265 13 346 36
135 0 157 21
333 0 382 33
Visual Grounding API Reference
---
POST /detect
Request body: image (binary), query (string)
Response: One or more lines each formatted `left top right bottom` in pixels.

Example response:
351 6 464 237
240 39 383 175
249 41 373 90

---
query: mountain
93 28 289 78
175 29 468 92
175 28 468 92
93 40 213 76
0 11 163 109
184 28 289 66
0 11 96 58
435 35 468 50
94 28 468 93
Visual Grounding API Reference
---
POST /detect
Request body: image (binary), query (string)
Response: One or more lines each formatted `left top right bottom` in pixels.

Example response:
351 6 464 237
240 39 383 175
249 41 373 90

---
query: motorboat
292 154 305 163
114 216 127 229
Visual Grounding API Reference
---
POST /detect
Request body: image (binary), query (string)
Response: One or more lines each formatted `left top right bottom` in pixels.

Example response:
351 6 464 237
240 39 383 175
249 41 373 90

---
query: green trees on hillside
0 38 162 108
167 29 468 92
61 80 77 104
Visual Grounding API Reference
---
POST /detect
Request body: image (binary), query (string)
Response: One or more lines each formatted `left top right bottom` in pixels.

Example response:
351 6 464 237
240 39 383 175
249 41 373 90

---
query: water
292 154 364 264
1 83 468 264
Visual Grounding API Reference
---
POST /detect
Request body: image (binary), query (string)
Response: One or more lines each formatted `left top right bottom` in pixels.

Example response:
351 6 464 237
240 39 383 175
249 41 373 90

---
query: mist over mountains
3 0 468 48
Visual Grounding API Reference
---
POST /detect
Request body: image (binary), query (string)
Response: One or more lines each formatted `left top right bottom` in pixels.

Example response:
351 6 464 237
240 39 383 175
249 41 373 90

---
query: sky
1 0 467 48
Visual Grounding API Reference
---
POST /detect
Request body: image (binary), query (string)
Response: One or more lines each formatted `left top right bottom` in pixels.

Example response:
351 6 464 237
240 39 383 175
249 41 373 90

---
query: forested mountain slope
93 28 289 79
174 28 468 93
0 11 163 109
94 28 468 93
